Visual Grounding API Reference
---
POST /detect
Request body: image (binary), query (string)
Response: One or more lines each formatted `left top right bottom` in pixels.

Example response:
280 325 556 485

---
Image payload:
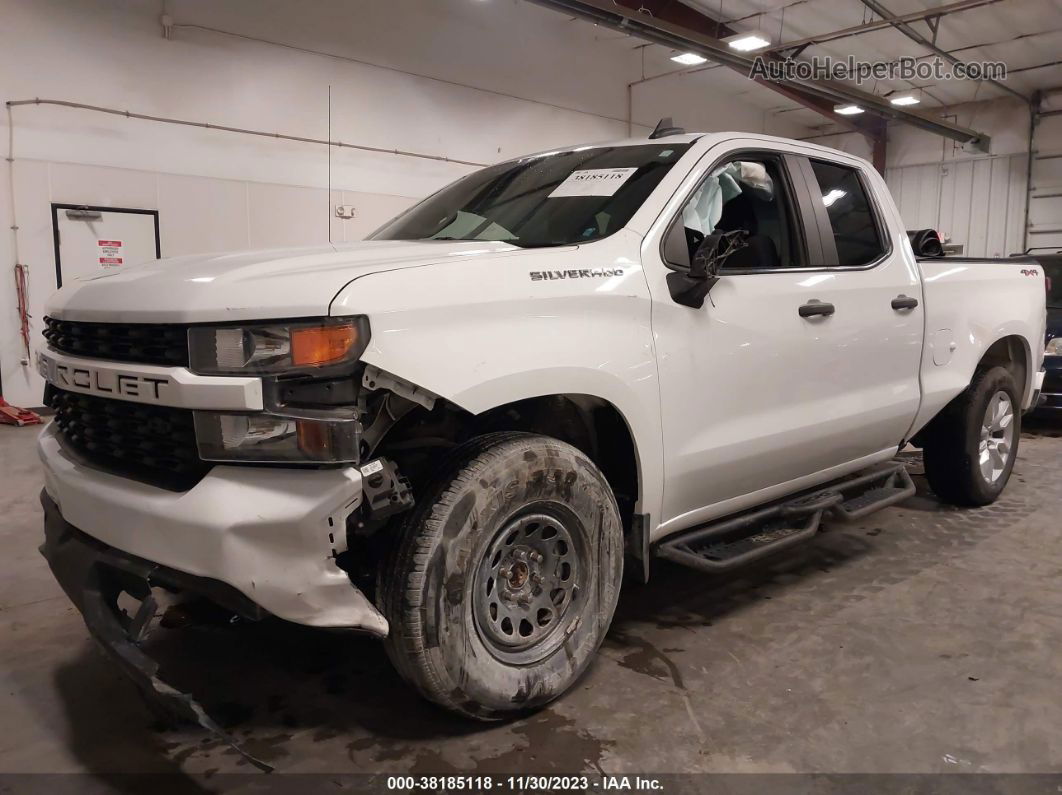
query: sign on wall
97 239 124 266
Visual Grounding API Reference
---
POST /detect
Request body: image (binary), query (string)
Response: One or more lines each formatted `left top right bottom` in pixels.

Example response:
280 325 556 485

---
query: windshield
371 144 691 248
1044 261 1062 307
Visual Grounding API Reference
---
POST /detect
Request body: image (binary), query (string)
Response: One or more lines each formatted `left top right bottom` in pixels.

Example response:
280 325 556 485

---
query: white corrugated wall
1026 90 1062 254
885 154 1029 258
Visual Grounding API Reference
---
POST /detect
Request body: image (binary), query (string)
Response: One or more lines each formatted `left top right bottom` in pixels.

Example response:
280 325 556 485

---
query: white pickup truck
38 128 1047 723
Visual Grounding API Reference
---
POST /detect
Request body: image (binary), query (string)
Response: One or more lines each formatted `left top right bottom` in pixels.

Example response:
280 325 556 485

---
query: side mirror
664 229 750 308
666 234 723 308
907 228 944 258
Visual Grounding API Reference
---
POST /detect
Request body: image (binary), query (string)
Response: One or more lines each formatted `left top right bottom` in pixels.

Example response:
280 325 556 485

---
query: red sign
98 239 124 267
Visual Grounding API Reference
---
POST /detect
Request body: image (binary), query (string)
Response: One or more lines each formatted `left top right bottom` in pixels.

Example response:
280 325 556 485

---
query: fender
329 234 664 521
911 258 1046 435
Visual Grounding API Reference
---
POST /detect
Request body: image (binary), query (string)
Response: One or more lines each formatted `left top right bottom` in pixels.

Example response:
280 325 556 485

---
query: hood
45 240 521 323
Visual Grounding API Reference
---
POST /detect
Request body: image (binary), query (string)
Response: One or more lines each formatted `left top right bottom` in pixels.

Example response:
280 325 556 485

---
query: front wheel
922 365 1021 506
379 432 623 720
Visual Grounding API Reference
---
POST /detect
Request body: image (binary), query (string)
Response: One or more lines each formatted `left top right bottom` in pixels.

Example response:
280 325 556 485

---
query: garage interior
2 0 1061 781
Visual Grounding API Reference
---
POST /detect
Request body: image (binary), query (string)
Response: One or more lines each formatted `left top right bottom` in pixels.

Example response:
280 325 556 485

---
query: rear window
809 160 886 267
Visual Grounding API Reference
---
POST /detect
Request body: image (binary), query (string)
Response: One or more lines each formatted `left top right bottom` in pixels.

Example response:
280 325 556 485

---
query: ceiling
676 0 1062 111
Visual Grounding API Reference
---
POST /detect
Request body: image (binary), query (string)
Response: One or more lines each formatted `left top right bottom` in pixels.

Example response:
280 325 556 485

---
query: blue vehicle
1036 255 1062 413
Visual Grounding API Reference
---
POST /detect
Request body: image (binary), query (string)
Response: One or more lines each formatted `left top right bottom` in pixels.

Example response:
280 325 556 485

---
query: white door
643 142 923 535
54 205 160 287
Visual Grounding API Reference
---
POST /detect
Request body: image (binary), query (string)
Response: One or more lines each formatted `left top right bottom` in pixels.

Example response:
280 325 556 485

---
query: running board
655 462 915 574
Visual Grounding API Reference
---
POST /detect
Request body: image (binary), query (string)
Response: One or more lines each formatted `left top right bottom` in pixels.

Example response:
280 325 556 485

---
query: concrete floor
1 420 1061 778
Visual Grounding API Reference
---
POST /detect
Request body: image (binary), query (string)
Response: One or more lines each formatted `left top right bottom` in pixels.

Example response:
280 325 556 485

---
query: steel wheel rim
979 390 1015 485
472 510 586 664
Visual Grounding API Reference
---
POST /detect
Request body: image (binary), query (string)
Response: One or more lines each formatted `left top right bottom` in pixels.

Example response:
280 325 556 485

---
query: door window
675 156 802 270
808 160 886 267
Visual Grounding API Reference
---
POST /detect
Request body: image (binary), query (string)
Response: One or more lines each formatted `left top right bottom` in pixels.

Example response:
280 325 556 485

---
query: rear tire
922 365 1021 506
379 432 623 720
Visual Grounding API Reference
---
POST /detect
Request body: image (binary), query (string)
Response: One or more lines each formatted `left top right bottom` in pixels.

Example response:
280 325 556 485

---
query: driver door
643 141 922 536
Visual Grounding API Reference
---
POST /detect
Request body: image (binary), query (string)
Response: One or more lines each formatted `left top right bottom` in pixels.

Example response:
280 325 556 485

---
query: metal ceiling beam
856 0 1028 104
764 0 1002 54
527 0 991 149
610 0 870 135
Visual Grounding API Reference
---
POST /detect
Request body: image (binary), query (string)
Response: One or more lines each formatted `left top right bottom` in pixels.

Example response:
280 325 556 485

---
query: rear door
643 140 923 534
796 154 925 455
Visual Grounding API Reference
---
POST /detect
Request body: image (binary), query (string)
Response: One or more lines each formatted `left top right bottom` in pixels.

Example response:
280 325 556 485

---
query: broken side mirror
664 226 746 309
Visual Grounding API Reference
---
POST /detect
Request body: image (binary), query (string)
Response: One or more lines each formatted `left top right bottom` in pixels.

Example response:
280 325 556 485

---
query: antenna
327 84 332 245
649 117 685 139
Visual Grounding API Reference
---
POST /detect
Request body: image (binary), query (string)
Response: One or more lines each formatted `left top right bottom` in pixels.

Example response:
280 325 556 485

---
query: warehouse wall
1027 90 1062 253
0 0 814 407
884 97 1034 258
885 153 1028 258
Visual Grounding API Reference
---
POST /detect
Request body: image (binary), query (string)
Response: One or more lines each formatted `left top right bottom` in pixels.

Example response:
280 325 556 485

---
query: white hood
45 240 521 323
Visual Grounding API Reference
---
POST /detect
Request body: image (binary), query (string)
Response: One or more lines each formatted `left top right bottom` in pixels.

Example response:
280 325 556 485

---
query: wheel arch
911 333 1032 448
471 393 644 534
368 375 655 547
977 334 1031 406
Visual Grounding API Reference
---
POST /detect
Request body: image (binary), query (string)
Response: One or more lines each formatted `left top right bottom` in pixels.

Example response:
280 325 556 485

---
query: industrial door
52 204 160 288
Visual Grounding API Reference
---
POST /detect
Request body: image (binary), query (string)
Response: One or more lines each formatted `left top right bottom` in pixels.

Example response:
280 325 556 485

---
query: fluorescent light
822 189 847 207
834 104 864 115
671 52 708 66
726 33 771 52
890 94 920 106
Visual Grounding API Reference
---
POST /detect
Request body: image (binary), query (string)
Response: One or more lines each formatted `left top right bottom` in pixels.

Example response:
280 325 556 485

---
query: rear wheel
922 365 1021 506
380 432 623 720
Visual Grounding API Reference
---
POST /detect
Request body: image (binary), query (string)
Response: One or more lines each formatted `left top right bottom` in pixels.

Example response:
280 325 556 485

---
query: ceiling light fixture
890 94 920 106
671 52 708 66
725 33 771 52
834 104 864 115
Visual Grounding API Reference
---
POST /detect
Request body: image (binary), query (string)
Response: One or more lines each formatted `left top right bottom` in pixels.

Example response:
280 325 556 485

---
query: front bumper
38 423 387 635
1035 359 1061 412
40 491 274 770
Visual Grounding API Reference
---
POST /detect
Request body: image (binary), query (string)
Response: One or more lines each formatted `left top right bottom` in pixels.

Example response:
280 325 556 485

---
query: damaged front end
35 363 438 756
39 491 277 770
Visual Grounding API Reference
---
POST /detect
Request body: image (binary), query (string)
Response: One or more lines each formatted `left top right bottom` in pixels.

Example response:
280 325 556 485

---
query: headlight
188 317 370 375
194 411 359 463
1047 336 1062 356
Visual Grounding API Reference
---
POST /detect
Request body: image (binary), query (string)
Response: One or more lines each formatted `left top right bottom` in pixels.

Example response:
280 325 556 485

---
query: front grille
45 386 210 491
43 317 189 367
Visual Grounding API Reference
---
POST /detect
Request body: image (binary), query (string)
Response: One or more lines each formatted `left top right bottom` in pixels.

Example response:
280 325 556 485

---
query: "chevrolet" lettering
46 360 167 400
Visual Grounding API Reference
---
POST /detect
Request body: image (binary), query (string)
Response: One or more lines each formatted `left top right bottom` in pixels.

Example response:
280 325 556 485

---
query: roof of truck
529 129 876 167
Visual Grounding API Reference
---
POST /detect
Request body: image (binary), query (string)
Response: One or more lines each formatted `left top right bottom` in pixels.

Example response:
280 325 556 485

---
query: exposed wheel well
372 393 640 536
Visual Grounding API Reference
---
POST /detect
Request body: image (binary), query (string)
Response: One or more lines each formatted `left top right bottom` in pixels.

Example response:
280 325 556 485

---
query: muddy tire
921 365 1021 507
379 432 623 720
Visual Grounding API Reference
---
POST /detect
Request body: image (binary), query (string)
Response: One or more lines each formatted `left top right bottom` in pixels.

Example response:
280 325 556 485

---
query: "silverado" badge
529 268 624 281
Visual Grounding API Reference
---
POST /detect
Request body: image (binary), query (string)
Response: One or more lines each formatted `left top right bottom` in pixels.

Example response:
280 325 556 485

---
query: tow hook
359 457 414 521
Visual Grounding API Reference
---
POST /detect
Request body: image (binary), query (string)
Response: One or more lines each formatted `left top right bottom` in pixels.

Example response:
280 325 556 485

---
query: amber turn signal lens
296 418 331 457
291 323 356 367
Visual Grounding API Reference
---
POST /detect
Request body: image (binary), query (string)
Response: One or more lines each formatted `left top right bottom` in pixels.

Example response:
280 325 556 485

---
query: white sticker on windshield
548 168 639 198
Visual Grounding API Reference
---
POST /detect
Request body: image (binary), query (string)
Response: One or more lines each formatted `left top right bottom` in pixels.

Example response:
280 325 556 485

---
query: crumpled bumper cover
37 423 387 634
39 491 275 769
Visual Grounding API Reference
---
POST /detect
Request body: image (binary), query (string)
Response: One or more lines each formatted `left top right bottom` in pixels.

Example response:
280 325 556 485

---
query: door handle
798 299 835 318
891 294 919 311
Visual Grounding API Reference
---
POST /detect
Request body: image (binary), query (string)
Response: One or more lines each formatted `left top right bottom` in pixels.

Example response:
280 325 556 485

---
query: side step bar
655 462 915 574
